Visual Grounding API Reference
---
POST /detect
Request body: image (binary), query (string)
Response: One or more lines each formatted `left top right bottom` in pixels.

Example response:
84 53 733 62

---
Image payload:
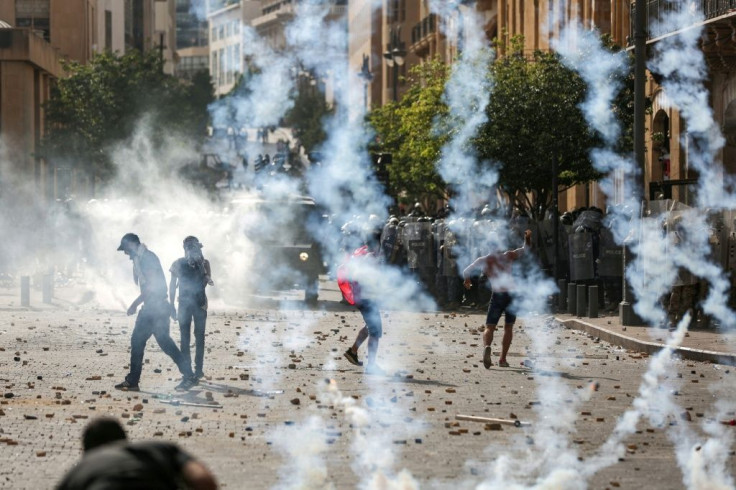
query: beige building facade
0 0 177 201
0 26 62 197
642 2 736 208
349 1 629 212
356 2 736 214
207 0 347 98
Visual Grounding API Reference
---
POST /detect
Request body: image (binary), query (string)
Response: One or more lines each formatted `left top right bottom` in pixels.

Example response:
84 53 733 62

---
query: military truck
228 195 326 303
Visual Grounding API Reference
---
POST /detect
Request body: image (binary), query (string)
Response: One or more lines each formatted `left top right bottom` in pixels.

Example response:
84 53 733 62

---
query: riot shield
380 223 401 265
442 227 459 276
414 220 435 269
403 222 423 270
433 220 446 267
568 232 595 281
597 227 622 277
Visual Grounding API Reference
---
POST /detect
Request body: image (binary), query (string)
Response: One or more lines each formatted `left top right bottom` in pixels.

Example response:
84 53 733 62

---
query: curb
556 317 736 367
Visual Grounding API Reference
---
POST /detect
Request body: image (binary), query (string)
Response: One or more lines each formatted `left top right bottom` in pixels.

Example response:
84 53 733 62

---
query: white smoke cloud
553 3 736 489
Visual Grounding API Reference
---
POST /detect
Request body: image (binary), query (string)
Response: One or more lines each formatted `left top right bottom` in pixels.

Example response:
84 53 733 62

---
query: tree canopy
42 49 214 185
283 77 333 156
368 59 450 208
369 35 635 220
475 36 603 220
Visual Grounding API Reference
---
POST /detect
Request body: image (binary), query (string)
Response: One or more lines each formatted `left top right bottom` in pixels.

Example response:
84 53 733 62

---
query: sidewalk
555 311 736 366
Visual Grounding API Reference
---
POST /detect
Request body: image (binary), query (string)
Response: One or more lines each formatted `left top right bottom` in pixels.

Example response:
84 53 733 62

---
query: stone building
347 1 630 212
0 1 176 200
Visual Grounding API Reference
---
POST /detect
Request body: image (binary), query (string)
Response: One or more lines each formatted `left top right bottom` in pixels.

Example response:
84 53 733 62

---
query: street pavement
557 311 736 366
0 277 734 489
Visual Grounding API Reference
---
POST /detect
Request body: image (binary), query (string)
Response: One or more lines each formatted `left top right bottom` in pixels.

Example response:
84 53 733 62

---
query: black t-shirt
56 441 193 490
170 258 208 302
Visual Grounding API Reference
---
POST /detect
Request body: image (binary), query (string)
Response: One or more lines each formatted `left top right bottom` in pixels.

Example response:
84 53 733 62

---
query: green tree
283 78 333 156
42 50 214 187
368 59 450 207
475 36 603 220
602 34 638 156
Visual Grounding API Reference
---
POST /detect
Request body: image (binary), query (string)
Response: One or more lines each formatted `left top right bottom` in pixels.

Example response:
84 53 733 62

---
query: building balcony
252 2 345 29
410 13 436 57
630 1 736 70
630 1 736 41
0 28 62 76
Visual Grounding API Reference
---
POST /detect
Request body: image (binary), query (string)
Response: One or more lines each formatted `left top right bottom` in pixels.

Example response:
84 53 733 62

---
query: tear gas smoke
429 0 500 229
553 4 736 488
2 1 734 488
272 415 333 490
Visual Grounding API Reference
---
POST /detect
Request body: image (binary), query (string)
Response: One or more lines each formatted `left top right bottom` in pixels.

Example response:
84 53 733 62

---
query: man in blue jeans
169 236 213 383
463 229 531 368
115 233 196 392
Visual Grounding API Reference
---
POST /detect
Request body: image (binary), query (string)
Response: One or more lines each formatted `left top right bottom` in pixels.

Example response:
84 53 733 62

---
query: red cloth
336 246 370 305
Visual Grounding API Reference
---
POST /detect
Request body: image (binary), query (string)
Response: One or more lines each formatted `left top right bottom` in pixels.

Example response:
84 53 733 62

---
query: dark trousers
178 299 208 375
126 303 192 385
357 300 382 338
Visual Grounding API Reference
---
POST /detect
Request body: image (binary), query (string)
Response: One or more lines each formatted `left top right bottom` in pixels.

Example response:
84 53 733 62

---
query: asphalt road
0 278 734 489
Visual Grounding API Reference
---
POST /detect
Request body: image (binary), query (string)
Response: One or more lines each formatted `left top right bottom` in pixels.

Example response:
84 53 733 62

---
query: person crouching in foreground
56 417 218 490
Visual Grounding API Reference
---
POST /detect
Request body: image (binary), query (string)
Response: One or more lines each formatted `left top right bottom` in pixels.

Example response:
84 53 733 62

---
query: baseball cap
117 233 140 251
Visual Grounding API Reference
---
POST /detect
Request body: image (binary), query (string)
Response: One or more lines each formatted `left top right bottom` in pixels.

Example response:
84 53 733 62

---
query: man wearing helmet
169 236 214 383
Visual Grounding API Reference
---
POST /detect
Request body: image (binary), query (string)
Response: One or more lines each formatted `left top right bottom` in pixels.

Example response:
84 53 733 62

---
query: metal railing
630 0 736 41
411 13 436 45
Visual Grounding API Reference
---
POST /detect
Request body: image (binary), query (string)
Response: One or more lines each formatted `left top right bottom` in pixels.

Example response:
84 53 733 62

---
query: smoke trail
271 415 334 490
282 4 434 488
429 0 498 221
321 378 421 490
425 4 599 489
554 4 736 488
646 4 736 330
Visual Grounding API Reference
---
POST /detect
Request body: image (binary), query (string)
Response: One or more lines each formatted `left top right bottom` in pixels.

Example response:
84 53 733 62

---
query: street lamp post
619 0 648 326
358 54 373 110
383 27 406 102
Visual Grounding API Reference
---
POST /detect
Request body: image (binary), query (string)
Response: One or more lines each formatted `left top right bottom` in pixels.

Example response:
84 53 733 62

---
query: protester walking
463 229 532 368
169 236 214 383
115 233 196 392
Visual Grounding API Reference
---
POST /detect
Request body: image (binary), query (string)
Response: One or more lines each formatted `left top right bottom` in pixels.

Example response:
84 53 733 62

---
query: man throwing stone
115 233 196 392
463 229 531 368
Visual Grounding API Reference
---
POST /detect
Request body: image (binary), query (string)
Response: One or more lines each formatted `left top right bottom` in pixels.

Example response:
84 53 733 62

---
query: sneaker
114 380 140 391
175 377 196 392
498 360 510 368
483 346 493 369
344 349 363 367
364 363 385 375
193 372 205 382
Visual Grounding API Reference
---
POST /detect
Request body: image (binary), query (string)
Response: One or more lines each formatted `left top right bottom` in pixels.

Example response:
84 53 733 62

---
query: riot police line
347 200 736 327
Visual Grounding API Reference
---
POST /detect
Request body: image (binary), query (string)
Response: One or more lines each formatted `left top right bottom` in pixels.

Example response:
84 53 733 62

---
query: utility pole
634 1 647 193
159 32 165 73
383 27 406 103
620 0 647 326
